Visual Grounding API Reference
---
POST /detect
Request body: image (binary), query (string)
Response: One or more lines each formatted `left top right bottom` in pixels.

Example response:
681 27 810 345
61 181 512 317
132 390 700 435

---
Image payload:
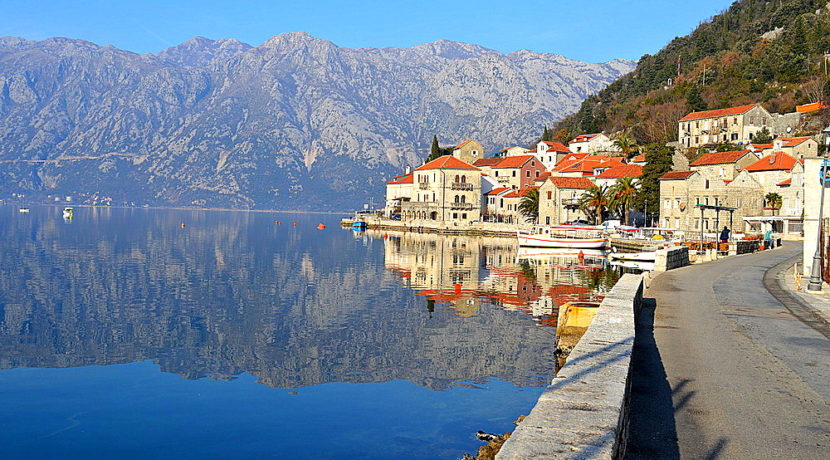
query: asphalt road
626 243 830 459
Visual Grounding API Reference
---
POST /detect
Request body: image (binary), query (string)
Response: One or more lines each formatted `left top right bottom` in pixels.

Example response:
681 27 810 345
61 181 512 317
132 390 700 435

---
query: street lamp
807 124 830 291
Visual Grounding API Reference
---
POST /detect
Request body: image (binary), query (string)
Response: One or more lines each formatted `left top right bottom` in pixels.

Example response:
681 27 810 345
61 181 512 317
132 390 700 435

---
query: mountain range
0 32 635 209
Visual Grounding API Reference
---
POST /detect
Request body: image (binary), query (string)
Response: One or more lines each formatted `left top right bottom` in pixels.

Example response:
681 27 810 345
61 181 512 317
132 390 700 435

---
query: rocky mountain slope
0 32 634 209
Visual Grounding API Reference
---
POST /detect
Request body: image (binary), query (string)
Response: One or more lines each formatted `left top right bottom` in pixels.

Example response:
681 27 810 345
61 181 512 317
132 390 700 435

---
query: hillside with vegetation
555 0 830 145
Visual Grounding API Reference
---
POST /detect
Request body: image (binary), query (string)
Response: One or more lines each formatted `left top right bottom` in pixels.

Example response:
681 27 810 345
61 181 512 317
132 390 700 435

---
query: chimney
405 166 411 174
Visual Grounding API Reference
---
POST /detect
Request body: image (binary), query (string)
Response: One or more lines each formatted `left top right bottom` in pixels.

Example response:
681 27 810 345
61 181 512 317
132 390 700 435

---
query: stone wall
654 247 690 272
496 274 644 459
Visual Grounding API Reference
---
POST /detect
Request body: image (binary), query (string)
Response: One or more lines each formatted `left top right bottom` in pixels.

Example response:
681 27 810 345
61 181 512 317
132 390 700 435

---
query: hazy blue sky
0 0 734 62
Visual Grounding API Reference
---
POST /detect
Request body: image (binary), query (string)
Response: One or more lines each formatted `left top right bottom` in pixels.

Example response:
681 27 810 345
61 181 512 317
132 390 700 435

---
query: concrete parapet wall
496 274 644 460
654 246 689 272
732 240 760 255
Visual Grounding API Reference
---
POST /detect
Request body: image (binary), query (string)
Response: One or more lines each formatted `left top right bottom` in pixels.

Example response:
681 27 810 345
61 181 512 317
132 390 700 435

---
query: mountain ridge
0 32 634 209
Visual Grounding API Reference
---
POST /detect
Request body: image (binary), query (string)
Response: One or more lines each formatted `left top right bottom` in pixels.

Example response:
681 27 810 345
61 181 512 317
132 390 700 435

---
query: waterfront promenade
628 242 830 459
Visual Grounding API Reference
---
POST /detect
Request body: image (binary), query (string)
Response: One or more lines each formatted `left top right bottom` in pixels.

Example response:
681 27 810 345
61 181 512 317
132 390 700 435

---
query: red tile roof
541 141 572 153
386 172 414 185
596 164 643 178
781 136 811 147
502 190 521 198
570 133 600 143
416 156 478 171
494 155 537 168
689 150 751 166
750 143 773 152
535 171 551 183
796 102 829 113
777 178 792 186
560 153 591 162
473 158 502 167
547 176 595 189
630 154 647 163
743 152 796 172
485 187 511 196
679 104 757 122
659 170 696 180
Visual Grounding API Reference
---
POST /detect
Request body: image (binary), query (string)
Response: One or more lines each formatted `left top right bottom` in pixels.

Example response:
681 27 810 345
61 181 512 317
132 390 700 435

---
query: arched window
460 175 466 183
461 195 466 204
455 175 460 183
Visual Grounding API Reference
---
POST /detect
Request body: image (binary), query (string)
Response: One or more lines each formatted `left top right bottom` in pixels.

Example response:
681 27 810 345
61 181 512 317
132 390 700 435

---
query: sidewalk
772 255 830 327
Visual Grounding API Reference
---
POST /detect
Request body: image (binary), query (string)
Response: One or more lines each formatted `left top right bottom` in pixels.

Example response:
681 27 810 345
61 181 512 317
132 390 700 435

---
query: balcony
450 202 475 210
451 182 474 191
419 182 430 190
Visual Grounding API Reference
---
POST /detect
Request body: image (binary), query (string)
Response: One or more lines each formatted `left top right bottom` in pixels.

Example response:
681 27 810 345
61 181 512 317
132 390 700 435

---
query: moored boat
517 225 608 249
18 207 30 213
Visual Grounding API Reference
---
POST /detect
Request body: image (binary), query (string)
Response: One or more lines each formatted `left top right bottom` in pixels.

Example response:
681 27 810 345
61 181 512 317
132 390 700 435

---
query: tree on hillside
634 144 674 219
541 126 553 142
686 85 707 112
609 177 640 225
753 127 773 144
518 188 540 222
579 185 610 225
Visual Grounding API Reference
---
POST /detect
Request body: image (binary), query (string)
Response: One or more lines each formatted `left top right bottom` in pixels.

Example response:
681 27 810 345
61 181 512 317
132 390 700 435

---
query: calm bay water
0 206 616 459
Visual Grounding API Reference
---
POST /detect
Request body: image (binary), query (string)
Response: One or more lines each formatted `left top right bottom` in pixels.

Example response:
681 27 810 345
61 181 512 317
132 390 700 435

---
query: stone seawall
654 247 689 272
496 274 644 460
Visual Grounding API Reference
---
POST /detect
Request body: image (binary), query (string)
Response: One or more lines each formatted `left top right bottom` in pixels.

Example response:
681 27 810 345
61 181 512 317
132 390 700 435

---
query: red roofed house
742 152 804 221
401 155 482 223
689 149 759 180
384 171 414 217
535 140 572 169
490 155 547 190
568 133 616 154
538 176 595 225
594 164 644 189
678 103 776 149
552 155 625 178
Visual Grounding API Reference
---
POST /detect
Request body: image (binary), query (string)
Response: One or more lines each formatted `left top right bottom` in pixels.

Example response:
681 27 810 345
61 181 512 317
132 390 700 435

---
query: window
705 179 710 189
731 133 738 141
460 175 466 183
531 161 535 166
495 171 499 177
512 171 517 177
545 216 550 225
696 197 700 205
526 170 531 177
547 191 552 199
535 171 540 178
453 213 458 219
460 195 466 204
462 213 467 219
454 175 460 183
471 150 478 156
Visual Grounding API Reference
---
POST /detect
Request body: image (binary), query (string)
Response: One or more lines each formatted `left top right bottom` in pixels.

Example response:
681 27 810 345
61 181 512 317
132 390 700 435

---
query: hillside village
382 101 828 239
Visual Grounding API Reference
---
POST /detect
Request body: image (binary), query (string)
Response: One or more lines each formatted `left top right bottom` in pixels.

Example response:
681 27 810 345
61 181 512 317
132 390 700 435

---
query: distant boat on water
18 208 30 213
62 207 73 219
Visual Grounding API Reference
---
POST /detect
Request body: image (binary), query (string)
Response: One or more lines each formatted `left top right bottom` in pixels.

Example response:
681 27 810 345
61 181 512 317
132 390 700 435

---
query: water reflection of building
373 231 617 328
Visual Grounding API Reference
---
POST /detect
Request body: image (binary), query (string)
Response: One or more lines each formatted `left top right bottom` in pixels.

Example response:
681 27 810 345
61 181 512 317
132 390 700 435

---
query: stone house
452 139 485 165
538 176 595 225
659 169 763 233
750 137 818 159
689 149 759 180
568 133 616 153
401 156 481 223
552 155 625 179
741 153 804 235
678 104 773 148
482 186 534 224
488 155 547 190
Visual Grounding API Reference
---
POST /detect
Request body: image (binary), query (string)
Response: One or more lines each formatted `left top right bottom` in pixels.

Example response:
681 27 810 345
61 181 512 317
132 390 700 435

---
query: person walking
764 229 773 250
720 226 730 243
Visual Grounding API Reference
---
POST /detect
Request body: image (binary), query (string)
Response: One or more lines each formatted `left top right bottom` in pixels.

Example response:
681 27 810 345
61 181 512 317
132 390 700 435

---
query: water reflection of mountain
0 207 575 390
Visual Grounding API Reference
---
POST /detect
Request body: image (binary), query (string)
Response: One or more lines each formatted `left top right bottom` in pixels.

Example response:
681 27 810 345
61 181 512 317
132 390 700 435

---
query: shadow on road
624 297 680 459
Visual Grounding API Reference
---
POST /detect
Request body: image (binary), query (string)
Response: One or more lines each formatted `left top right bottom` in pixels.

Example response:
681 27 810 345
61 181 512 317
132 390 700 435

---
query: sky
0 0 735 63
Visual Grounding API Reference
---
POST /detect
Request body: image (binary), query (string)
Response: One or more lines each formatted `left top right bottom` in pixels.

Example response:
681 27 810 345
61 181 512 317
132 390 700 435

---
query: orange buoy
275 221 281 225
454 283 462 294
316 223 326 230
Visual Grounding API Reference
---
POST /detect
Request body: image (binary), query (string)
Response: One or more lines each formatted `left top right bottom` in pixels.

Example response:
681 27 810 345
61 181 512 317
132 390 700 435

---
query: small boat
610 251 656 261
316 223 326 230
18 208 30 213
352 221 367 231
517 225 608 249
62 207 73 219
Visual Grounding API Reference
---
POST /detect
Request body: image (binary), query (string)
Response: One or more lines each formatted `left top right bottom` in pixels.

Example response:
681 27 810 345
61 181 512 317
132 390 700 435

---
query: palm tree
518 187 540 222
579 185 610 225
609 177 640 225
612 135 636 158
765 192 782 216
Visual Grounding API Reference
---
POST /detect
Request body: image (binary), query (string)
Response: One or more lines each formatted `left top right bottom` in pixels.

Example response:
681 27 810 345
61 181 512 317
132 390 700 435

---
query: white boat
517 247 607 259
62 207 74 219
610 251 656 261
18 208 30 213
517 225 608 249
